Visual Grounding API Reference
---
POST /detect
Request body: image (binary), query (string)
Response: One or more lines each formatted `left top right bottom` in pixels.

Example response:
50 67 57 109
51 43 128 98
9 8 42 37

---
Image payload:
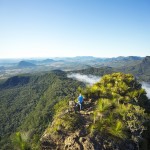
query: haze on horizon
0 0 150 59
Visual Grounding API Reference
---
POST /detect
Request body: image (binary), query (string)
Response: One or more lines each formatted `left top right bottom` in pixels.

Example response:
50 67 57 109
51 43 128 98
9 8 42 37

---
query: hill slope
41 73 150 150
18 61 36 68
0 70 85 149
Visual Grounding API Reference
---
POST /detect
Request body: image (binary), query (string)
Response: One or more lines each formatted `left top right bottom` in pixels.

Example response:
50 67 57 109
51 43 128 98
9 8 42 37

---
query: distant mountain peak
142 56 150 64
41 59 55 63
18 61 36 68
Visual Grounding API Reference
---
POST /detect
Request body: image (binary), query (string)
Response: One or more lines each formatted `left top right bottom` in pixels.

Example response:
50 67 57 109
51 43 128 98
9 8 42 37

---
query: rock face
64 133 83 150
41 130 136 150
64 134 95 150
137 56 150 75
41 130 95 150
142 56 150 64
40 108 136 150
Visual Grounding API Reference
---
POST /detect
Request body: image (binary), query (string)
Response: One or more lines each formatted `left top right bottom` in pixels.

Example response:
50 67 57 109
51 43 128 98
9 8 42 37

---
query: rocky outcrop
41 129 136 150
40 99 96 150
41 129 95 150
40 101 137 150
64 134 95 150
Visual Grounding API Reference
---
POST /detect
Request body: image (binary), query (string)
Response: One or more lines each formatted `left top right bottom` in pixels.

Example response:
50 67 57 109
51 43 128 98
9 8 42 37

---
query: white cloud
67 73 101 85
142 82 150 99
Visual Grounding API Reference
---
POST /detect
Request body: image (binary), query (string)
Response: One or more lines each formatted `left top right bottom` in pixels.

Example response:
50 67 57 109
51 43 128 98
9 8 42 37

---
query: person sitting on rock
77 93 83 110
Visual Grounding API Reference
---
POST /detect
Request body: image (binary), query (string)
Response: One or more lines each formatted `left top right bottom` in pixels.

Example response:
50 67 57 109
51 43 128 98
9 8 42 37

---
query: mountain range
0 56 144 79
71 56 150 82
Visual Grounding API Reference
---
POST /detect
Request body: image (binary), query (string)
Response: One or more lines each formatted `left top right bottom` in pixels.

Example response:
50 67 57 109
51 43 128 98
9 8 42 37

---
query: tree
11 132 31 150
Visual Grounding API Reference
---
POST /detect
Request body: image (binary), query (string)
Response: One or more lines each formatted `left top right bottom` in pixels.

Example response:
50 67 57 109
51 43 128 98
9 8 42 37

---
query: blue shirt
78 96 83 104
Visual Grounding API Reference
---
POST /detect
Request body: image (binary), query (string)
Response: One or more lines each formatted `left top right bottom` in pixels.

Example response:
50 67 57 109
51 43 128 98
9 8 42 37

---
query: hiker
77 93 83 110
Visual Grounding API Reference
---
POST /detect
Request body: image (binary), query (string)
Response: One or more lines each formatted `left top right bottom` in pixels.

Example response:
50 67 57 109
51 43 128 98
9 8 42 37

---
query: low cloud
67 73 101 85
142 82 150 99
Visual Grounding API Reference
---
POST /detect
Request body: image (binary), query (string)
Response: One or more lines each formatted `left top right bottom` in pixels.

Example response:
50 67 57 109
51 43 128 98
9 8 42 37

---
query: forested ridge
0 70 85 149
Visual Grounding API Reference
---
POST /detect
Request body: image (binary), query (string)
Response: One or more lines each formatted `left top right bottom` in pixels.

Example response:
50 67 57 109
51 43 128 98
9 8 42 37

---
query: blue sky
0 0 150 58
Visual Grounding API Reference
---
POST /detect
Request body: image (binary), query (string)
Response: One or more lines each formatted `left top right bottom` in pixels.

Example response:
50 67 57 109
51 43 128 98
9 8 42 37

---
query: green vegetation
1 70 150 149
0 70 85 149
42 72 150 149
45 99 82 134
11 132 31 150
82 73 149 148
71 66 114 76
